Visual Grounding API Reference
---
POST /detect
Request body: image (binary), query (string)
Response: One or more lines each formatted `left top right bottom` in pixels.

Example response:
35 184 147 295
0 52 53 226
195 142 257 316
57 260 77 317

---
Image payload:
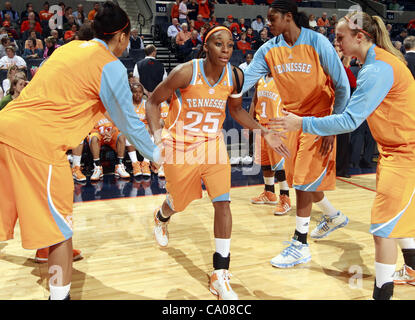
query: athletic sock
294 216 310 244
275 170 289 196
215 238 231 258
375 262 396 288
49 283 71 300
128 151 138 163
263 176 275 193
398 238 415 249
315 196 338 216
93 158 101 167
72 155 81 167
157 208 170 222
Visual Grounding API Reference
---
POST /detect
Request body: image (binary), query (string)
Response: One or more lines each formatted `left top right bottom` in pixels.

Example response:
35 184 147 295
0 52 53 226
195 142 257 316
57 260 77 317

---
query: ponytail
270 0 310 29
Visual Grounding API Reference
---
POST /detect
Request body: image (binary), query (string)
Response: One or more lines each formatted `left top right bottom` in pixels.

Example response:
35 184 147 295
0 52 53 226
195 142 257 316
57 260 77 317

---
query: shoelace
395 266 410 279
280 241 304 258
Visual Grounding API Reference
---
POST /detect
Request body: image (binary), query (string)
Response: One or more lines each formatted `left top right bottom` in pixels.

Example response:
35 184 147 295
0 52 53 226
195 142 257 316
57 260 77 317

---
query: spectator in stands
0 37 14 58
181 29 202 61
63 14 76 31
194 14 205 31
167 18 182 39
223 15 234 28
88 2 100 21
64 24 78 43
239 18 247 32
179 0 189 24
20 2 40 23
318 26 327 37
73 4 85 27
403 36 415 78
21 12 42 34
0 77 26 111
50 29 64 46
23 37 43 59
2 64 17 93
187 0 199 21
1 2 19 24
2 21 18 41
317 12 330 27
78 21 94 41
308 14 317 28
171 0 180 20
239 52 253 71
198 0 211 20
246 27 255 43
129 28 144 50
253 28 269 49
133 44 167 95
0 46 26 71
329 14 337 27
62 7 73 26
231 25 241 42
251 15 264 33
209 15 219 27
386 23 392 37
388 0 401 11
176 22 191 46
236 32 251 54
229 18 241 34
394 28 408 44
407 19 415 31
393 40 402 52
43 36 59 59
3 12 18 30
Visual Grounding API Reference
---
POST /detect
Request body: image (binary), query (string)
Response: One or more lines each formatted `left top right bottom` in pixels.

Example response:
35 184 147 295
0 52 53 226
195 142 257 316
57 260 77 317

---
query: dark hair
144 44 156 56
197 25 232 59
29 37 36 47
92 1 130 41
1 37 9 45
78 22 94 41
270 0 309 29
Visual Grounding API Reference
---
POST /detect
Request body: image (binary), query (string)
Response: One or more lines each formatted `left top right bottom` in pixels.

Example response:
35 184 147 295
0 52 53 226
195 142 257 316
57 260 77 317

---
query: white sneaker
153 208 169 247
241 155 253 165
209 269 238 300
393 264 415 285
90 165 103 181
115 163 130 179
158 165 165 178
270 239 311 268
310 212 349 239
230 156 241 165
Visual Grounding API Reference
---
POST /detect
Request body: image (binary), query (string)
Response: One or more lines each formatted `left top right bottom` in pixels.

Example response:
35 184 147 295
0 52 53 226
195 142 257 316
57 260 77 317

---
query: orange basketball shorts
0 143 74 249
88 128 121 151
254 134 285 171
370 162 415 238
284 129 336 192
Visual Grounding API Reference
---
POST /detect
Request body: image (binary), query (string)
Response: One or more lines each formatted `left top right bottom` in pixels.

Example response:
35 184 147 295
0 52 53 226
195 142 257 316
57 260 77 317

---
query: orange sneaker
251 191 278 204
141 161 151 177
72 166 86 182
132 161 142 177
274 194 291 215
393 265 415 285
35 248 83 263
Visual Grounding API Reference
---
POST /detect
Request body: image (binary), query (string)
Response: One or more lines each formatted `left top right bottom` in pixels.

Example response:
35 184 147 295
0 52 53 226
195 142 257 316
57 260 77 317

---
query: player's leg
373 236 397 300
310 191 349 239
126 139 142 177
89 134 103 181
114 134 130 179
394 238 415 285
273 162 291 215
71 142 86 182
48 238 73 300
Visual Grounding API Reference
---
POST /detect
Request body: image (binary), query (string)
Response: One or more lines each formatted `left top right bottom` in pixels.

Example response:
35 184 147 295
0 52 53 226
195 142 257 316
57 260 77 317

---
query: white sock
296 216 310 234
215 238 231 258
398 238 415 249
264 176 274 187
128 151 138 163
49 283 71 300
278 180 289 191
72 155 81 167
315 196 338 216
143 158 150 163
375 262 396 288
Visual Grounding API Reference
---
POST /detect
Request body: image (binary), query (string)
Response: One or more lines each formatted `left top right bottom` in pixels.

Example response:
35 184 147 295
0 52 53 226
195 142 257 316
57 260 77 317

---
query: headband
204 26 232 43
344 15 374 39
103 21 130 35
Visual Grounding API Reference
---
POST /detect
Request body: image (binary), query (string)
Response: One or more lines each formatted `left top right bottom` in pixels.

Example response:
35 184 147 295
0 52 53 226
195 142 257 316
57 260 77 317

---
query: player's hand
319 135 335 157
268 110 303 132
263 129 290 158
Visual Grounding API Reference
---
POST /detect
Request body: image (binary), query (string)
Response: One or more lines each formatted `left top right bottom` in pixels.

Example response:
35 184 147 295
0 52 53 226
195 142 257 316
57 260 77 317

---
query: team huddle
0 0 414 301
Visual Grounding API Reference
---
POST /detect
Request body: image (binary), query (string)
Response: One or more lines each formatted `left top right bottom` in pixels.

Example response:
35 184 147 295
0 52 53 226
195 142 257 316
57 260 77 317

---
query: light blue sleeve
241 42 271 94
99 60 160 162
314 32 350 114
302 61 394 136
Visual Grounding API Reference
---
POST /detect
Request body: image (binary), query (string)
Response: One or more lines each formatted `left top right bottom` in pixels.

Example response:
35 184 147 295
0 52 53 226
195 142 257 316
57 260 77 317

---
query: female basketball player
271 11 415 300
145 25 288 300
0 2 159 300
241 0 351 269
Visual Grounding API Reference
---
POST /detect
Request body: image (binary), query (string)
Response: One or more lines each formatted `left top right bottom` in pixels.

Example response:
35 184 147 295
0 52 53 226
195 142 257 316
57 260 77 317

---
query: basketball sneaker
274 194 291 215
270 239 311 268
154 208 169 247
115 163 130 179
141 161 151 177
131 161 142 177
158 165 165 178
393 265 415 285
72 166 86 182
251 191 278 204
90 165 103 181
35 248 83 263
209 269 238 300
241 155 253 165
310 212 349 239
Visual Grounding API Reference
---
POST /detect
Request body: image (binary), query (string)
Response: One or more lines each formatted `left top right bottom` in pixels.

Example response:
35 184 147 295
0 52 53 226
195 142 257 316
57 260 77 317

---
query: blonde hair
341 11 406 64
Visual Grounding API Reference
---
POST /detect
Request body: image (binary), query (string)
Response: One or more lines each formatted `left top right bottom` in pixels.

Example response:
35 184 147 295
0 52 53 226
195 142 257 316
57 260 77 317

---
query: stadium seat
311 1 322 7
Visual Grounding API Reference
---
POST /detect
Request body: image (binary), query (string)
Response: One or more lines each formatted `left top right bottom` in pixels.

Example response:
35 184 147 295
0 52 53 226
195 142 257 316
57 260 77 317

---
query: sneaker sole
153 230 168 247
73 176 87 182
270 255 311 268
251 200 278 205
274 206 292 215
142 173 151 177
310 216 349 239
394 280 415 286
209 286 222 300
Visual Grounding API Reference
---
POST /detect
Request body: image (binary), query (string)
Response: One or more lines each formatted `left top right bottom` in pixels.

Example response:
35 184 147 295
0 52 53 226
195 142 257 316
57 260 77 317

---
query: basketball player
0 2 160 300
241 0 351 268
249 73 291 215
272 11 415 300
88 116 131 180
145 25 289 300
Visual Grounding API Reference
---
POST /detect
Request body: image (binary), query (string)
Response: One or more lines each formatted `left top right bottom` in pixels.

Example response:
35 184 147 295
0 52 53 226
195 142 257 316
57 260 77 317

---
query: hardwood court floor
0 173 414 300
